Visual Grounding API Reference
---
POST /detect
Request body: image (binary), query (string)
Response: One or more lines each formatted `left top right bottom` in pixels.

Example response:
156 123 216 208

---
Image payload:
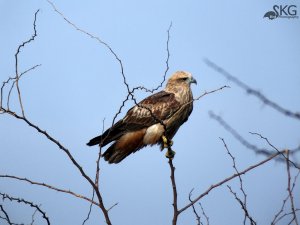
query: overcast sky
0 1 299 225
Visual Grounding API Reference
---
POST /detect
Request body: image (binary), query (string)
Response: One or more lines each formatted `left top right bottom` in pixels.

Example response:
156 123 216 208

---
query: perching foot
165 149 176 159
162 135 173 148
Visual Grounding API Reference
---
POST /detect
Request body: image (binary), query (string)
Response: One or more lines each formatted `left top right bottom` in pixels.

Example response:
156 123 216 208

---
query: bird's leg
162 135 173 148
162 135 175 159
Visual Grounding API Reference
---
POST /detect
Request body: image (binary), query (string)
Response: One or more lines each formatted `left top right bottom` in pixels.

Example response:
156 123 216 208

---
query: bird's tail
86 135 102 146
86 120 124 147
102 143 128 163
102 130 146 164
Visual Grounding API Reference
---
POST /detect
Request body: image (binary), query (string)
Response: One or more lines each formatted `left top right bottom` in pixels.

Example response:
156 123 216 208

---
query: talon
162 135 173 148
165 149 176 159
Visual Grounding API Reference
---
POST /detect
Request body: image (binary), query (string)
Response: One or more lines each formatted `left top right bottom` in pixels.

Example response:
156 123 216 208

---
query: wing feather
123 91 181 127
87 90 181 147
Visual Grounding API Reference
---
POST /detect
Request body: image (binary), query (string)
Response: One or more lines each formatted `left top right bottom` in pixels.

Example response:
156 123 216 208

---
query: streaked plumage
87 71 197 163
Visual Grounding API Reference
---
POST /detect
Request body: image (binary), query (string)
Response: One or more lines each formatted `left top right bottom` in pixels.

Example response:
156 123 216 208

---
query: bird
87 71 197 164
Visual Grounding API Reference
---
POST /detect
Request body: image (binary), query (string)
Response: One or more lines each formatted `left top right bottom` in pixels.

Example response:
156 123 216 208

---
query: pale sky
0 1 299 225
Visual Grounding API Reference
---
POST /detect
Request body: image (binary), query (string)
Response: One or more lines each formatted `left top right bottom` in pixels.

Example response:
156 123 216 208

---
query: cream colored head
166 71 197 86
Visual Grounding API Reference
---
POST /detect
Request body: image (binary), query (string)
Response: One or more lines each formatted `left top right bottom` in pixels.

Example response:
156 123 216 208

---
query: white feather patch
143 124 164 145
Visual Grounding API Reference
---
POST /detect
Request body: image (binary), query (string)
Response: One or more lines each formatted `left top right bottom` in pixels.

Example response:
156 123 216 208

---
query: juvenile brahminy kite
87 71 197 163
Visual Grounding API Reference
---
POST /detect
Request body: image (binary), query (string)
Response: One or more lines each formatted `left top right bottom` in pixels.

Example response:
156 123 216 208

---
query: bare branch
0 192 50 225
6 65 41 110
96 119 106 187
286 151 299 225
0 109 112 225
210 112 274 156
107 203 119 212
204 59 300 120
199 202 209 225
210 112 300 166
14 9 39 117
193 85 230 101
131 22 172 93
0 175 99 207
82 119 106 225
271 170 300 225
0 204 13 225
250 132 299 169
227 186 256 225
178 151 281 214
189 189 201 225
82 189 95 225
220 138 255 225
30 207 39 225
46 0 130 94
168 158 179 225
273 209 300 225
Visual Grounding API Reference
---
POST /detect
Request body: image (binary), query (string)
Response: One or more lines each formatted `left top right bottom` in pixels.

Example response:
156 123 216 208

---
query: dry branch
286 151 299 225
188 189 201 225
0 175 98 206
220 138 256 225
204 59 300 120
210 112 300 167
168 158 179 225
178 151 281 214
14 9 39 117
0 192 50 225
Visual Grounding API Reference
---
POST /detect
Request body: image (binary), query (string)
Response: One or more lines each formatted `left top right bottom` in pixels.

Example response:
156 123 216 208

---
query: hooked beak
190 77 197 85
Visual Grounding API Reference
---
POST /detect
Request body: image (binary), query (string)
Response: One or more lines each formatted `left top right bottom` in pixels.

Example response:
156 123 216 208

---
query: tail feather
102 143 132 164
102 130 146 164
86 135 103 146
86 120 124 147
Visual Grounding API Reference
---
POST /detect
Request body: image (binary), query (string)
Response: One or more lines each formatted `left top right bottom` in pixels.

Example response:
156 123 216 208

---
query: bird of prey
87 71 197 163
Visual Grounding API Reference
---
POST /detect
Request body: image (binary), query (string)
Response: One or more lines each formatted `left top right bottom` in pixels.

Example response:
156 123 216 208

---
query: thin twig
46 0 130 93
210 112 300 166
14 9 39 116
1 65 40 111
7 64 41 110
204 59 300 120
193 85 230 101
178 151 281 214
0 175 99 206
210 112 274 156
82 119 106 225
82 189 95 225
271 170 300 225
0 204 12 225
0 108 112 224
250 132 299 169
220 138 255 225
131 22 172 93
286 150 299 225
30 207 39 225
0 192 50 225
189 189 201 225
107 203 118 212
274 209 300 225
199 202 209 225
227 186 256 225
220 138 256 225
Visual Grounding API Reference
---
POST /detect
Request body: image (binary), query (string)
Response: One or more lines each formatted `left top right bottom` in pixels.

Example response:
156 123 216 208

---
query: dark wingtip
86 142 93 146
86 135 102 146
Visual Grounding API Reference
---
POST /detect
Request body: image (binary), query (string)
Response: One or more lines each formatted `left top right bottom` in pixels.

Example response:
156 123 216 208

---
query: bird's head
167 71 197 86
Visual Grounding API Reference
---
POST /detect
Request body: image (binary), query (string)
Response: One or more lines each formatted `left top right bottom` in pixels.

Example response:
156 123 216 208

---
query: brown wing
86 91 181 147
123 91 181 129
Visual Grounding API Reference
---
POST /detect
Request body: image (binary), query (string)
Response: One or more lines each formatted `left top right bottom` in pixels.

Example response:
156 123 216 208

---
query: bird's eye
181 77 188 81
